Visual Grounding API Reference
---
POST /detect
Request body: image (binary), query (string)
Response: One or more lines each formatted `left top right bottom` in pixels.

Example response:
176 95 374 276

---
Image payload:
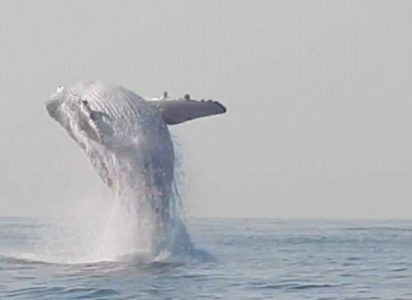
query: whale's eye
82 100 88 105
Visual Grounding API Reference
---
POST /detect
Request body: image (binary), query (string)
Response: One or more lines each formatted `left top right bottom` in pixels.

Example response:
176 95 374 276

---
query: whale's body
46 81 225 255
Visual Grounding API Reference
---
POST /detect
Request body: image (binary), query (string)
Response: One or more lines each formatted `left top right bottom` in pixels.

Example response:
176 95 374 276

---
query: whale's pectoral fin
151 99 226 125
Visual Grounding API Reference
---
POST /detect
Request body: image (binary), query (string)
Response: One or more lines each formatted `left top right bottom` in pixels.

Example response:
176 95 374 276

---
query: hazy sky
0 1 411 218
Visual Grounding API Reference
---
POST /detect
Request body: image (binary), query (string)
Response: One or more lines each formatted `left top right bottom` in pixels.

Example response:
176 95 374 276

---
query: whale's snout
45 98 62 120
46 86 66 120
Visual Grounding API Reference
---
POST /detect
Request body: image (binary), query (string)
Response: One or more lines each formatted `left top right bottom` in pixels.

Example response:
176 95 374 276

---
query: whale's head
46 85 112 145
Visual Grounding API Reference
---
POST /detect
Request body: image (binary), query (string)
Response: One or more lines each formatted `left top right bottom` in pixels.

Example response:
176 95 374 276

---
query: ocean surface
0 217 411 300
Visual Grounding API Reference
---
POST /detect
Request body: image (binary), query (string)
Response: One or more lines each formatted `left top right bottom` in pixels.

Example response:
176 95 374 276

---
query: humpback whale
45 81 226 256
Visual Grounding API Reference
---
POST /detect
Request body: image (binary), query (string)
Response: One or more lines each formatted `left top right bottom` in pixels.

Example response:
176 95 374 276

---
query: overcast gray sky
0 0 411 218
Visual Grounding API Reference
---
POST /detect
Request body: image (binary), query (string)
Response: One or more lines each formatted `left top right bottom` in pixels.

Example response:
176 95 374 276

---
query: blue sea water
0 217 411 300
